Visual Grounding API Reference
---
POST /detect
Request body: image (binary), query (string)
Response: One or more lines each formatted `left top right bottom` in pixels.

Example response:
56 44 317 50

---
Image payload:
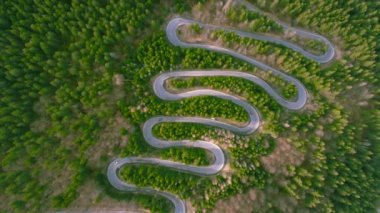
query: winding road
107 1 335 212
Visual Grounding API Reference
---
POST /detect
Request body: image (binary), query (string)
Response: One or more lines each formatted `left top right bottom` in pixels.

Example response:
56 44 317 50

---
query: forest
0 0 379 212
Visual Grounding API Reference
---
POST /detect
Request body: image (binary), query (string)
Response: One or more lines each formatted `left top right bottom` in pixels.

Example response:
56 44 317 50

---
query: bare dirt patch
340 83 374 109
30 96 52 133
260 138 304 175
113 74 125 86
86 112 132 169
67 180 147 213
213 186 299 213
192 0 231 25
213 189 257 213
